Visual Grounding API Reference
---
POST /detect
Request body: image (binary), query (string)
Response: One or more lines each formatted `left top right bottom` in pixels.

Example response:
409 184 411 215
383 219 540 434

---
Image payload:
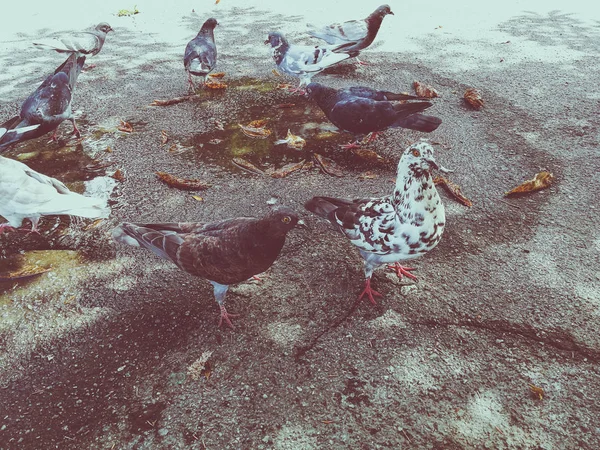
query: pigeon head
305 82 324 99
400 142 439 176
50 72 70 88
202 18 219 30
375 5 394 17
264 206 300 235
265 32 287 48
96 22 114 33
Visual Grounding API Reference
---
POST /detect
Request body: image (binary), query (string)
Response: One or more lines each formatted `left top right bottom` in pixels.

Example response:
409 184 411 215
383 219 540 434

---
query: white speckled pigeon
305 142 445 304
0 53 85 151
33 22 113 56
307 5 394 65
112 207 300 328
184 18 218 92
0 155 110 233
265 32 350 92
305 82 441 148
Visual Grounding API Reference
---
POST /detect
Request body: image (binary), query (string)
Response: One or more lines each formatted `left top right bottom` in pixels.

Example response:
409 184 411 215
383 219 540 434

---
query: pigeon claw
339 140 363 150
218 305 240 329
358 278 383 305
387 263 418 282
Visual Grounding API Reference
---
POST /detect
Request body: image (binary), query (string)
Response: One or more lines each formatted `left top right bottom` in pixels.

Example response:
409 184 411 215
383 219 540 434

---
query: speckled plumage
112 207 300 328
305 142 446 304
265 32 350 88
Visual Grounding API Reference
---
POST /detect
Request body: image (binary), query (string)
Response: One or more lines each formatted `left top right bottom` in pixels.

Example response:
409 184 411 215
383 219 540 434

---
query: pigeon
305 82 442 148
265 32 350 92
0 155 110 233
112 207 300 328
0 53 85 151
305 142 445 305
33 22 113 57
184 18 218 92
308 4 394 65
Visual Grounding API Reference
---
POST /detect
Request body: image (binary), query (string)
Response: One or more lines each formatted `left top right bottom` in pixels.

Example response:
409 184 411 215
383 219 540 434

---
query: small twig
498 199 522 209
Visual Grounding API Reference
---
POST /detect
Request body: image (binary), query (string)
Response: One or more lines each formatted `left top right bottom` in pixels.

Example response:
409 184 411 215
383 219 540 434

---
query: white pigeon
0 156 110 233
305 142 446 304
33 22 113 57
265 31 350 91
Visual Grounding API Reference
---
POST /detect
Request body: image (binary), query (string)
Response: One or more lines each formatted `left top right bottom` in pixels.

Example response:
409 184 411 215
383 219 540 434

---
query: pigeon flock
0 5 449 328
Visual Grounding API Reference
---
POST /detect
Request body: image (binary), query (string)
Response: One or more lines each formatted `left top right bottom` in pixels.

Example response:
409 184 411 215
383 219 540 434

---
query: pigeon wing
33 31 102 55
308 19 368 45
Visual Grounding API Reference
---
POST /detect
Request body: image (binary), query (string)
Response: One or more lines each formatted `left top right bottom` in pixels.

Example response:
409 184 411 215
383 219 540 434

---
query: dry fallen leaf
160 130 169 145
118 120 133 133
529 384 544 400
358 171 378 180
215 0 220 4
150 96 193 106
239 121 272 139
0 265 51 281
434 176 473 207
84 218 105 230
413 81 439 98
104 146 113 153
155 172 211 190
464 88 484 110
208 138 223 145
269 160 306 178
205 80 227 89
351 148 386 163
111 169 125 182
313 153 344 177
505 172 554 196
232 157 265 175
187 351 213 381
209 72 225 78
277 83 293 90
272 69 281 77
274 129 306 150
191 195 204 202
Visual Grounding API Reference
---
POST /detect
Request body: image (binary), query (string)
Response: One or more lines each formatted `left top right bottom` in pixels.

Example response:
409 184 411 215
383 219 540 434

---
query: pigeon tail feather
305 196 353 222
391 114 442 133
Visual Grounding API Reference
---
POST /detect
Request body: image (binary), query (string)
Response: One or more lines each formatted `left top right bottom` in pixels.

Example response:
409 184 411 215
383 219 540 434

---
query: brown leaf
84 218 105 230
187 351 213 381
351 148 386 163
239 121 272 139
464 88 484 110
434 176 473 207
277 83 293 90
272 69 281 77
274 129 306 150
208 138 223 145
529 384 544 400
160 130 169 145
191 195 204 202
118 120 133 133
269 161 306 178
104 146 113 153
232 157 265 175
84 160 116 173
358 171 378 180
209 72 225 78
215 0 220 4
505 172 554 196
150 96 193 106
413 81 439 98
205 80 227 89
0 265 51 281
155 172 211 190
111 169 125 182
313 153 344 177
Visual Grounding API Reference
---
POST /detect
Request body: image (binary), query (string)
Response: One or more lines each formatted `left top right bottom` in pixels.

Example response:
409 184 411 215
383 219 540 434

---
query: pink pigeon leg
70 118 81 138
357 277 383 305
218 305 240 329
387 263 418 281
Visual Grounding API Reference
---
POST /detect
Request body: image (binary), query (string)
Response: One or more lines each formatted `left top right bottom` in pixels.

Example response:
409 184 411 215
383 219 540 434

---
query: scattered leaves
191 195 204 202
215 0 221 4
277 83 293 90
208 138 223 145
464 88 484 110
117 6 139 17
272 69 281 76
0 265 51 281
150 96 193 106
313 153 344 177
118 120 133 133
505 172 554 196
358 171 378 180
205 80 227 89
160 130 169 145
268 160 306 178
209 72 225 78
111 169 125 182
413 81 439 98
105 146 113 153
187 351 213 381
274 129 306 150
84 160 115 173
434 176 473 207
351 148 386 163
232 157 265 175
529 384 544 400
168 143 190 154
239 121 272 139
155 172 211 190
84 218 105 230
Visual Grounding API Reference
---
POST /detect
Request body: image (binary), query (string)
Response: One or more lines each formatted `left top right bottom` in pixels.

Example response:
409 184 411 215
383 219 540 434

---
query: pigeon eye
282 216 291 224
411 149 421 157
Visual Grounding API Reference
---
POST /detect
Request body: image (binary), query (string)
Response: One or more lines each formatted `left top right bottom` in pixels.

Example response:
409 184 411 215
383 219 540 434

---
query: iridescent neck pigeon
305 142 446 305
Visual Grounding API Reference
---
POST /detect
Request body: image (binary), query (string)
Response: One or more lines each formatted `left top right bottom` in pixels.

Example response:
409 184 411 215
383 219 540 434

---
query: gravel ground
1 2 599 449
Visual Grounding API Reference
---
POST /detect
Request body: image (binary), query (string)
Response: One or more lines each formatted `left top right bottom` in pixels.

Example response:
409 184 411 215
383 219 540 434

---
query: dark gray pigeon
0 53 85 151
305 142 445 305
265 32 350 92
112 207 300 328
184 18 218 92
33 22 113 56
307 5 394 65
305 82 441 148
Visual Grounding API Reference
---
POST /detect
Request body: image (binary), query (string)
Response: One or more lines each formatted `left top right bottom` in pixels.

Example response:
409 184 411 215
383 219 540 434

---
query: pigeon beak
108 26 114 33
264 39 270 45
296 219 308 229
426 158 439 171
390 11 395 15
